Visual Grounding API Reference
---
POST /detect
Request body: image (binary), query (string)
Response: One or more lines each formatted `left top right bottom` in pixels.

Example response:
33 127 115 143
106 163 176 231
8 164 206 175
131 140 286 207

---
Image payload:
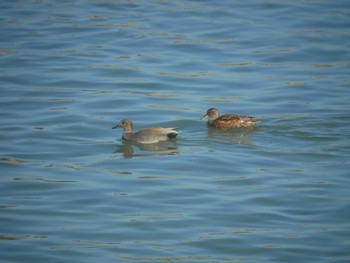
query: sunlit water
1 1 350 262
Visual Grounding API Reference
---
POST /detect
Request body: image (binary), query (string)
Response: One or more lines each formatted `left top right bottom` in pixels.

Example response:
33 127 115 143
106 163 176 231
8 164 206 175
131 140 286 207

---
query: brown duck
200 108 256 129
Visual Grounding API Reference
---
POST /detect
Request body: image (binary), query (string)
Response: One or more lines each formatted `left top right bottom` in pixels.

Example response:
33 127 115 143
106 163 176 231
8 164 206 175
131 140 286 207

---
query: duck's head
200 108 220 120
112 119 133 132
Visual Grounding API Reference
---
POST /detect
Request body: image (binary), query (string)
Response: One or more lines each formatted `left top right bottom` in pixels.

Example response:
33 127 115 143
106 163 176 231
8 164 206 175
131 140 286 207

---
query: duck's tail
166 128 179 139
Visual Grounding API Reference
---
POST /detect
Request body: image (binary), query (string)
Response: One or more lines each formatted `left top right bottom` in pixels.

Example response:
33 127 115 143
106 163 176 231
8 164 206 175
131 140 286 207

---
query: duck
112 119 179 144
200 108 256 129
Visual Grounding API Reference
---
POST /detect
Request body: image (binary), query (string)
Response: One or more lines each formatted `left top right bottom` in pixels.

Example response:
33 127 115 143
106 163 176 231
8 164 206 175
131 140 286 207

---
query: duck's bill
112 124 120 129
199 114 208 120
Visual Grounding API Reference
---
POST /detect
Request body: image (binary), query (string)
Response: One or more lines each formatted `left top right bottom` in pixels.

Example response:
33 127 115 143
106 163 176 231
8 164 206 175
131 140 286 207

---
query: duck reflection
206 126 255 145
114 140 178 159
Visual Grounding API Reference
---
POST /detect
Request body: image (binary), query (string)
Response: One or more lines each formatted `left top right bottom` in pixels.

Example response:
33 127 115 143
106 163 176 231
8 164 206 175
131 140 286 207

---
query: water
1 0 350 262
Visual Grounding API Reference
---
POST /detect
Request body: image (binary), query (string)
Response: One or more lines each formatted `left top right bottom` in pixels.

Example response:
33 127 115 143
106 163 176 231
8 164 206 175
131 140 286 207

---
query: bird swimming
200 108 256 129
112 119 179 144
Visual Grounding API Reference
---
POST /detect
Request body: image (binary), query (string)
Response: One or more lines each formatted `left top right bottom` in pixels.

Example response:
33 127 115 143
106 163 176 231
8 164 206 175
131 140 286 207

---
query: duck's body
113 119 178 144
200 108 256 129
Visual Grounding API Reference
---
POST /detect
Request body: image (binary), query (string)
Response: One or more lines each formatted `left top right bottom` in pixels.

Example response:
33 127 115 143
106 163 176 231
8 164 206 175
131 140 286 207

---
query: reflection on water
205 126 255 145
114 140 178 159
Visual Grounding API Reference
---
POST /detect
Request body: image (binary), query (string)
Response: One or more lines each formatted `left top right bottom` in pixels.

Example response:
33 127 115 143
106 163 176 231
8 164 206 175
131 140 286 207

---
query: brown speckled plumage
200 108 256 129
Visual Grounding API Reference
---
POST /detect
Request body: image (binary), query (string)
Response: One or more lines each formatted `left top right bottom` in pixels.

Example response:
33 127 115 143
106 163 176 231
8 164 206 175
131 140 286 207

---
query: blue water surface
1 0 350 262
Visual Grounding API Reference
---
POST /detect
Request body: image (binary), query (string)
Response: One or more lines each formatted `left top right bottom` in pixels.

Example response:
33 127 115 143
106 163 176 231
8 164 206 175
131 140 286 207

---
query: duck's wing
218 114 242 122
212 114 256 129
140 127 178 134
238 115 256 124
133 127 179 144
220 114 255 122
